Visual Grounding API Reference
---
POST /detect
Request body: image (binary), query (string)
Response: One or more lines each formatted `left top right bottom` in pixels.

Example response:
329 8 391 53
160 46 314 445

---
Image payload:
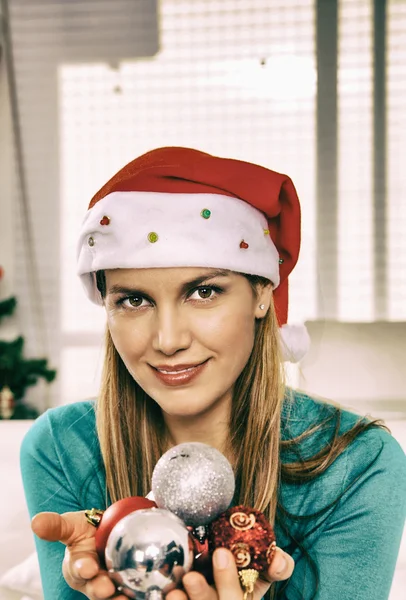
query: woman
21 147 406 600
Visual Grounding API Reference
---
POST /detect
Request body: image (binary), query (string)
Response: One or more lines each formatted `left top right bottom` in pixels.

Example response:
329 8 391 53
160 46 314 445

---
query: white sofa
0 420 42 600
0 419 405 600
0 421 42 600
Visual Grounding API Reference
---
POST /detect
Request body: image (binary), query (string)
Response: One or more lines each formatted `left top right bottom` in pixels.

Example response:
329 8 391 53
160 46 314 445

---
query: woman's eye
189 286 221 301
120 296 149 308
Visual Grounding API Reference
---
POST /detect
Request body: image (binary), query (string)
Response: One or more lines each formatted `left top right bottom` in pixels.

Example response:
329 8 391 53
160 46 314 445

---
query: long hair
94 270 388 599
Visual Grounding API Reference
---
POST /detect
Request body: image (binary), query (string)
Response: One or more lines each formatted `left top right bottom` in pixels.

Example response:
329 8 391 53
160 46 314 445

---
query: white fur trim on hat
279 323 311 363
77 191 281 305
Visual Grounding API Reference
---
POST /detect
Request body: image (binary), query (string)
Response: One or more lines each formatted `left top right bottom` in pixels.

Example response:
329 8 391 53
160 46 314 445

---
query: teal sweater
20 392 406 599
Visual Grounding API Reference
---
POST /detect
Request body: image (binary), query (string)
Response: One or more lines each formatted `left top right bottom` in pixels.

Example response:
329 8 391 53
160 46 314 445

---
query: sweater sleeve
290 427 406 600
20 405 103 600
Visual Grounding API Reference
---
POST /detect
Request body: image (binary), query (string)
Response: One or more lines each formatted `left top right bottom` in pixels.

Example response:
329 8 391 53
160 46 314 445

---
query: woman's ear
254 282 273 319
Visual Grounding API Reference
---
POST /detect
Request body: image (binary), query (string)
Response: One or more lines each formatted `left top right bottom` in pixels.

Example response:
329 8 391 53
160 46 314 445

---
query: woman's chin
150 389 228 421
159 400 215 420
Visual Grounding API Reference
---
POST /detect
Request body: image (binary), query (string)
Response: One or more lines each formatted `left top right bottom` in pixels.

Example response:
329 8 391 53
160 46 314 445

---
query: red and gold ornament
93 496 157 566
209 505 276 599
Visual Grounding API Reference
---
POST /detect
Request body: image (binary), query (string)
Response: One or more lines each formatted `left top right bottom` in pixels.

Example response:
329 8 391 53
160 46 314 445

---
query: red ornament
100 215 111 226
95 496 157 566
0 266 4 280
209 506 276 597
240 240 249 249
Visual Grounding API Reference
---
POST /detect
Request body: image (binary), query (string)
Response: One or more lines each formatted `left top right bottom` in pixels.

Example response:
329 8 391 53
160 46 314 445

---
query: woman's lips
151 359 209 386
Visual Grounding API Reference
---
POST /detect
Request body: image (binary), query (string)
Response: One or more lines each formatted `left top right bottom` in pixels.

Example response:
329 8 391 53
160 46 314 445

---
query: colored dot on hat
279 258 284 264
201 208 211 219
240 240 249 249
88 236 95 247
263 229 270 235
100 215 110 226
148 232 159 243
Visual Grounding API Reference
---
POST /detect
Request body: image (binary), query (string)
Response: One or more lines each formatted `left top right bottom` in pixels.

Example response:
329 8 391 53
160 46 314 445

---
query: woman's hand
31 511 128 600
167 546 294 600
32 512 293 599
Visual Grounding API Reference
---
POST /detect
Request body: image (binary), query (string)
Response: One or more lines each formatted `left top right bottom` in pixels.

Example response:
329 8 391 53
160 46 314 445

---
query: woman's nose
151 307 192 355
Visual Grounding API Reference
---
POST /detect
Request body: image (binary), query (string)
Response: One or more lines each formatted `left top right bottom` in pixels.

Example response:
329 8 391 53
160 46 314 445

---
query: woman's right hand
32 511 128 600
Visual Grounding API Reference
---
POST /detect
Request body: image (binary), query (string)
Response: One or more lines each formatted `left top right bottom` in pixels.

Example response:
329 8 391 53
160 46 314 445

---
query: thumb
31 511 90 545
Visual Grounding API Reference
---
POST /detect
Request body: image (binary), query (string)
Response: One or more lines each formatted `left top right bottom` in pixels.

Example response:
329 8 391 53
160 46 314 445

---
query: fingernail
274 548 287 574
214 548 230 569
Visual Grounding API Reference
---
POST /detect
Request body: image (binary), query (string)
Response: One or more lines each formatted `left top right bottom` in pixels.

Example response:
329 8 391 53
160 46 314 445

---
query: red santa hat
77 146 310 362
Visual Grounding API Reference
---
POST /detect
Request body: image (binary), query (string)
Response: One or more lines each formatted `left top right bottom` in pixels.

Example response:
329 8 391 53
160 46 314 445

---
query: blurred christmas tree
0 272 56 419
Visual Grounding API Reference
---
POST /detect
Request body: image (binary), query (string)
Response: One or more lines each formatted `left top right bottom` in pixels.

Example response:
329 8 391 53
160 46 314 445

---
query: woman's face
104 267 270 420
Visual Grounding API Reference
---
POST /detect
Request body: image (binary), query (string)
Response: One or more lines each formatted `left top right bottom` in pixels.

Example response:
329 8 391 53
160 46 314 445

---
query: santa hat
77 146 310 362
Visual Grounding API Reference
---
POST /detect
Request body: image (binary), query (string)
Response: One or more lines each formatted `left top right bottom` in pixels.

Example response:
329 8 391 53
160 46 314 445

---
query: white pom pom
279 323 311 363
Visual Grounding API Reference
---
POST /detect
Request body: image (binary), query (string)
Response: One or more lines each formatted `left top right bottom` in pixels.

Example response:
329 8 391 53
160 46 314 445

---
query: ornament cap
146 590 163 600
85 508 104 527
239 569 259 598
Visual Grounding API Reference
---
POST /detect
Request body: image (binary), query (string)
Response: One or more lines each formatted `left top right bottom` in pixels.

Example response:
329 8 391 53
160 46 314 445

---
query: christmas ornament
209 505 276 599
151 442 235 527
105 507 193 599
95 496 157 565
0 385 14 419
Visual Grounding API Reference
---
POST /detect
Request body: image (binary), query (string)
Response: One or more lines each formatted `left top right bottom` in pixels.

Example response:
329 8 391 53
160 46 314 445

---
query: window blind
388 0 406 320
59 0 316 401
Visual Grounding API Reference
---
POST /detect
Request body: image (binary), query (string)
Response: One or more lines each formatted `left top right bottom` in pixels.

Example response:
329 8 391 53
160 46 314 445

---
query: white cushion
0 421 36 579
0 552 43 600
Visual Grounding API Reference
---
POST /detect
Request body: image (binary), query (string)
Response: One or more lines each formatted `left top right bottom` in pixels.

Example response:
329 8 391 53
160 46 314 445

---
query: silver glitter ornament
105 508 193 599
152 442 235 527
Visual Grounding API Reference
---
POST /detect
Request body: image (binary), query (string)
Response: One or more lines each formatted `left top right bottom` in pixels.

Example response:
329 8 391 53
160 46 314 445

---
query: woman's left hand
167 546 294 600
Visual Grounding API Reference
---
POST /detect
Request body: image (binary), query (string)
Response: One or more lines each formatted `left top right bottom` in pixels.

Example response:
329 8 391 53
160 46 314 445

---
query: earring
259 304 265 310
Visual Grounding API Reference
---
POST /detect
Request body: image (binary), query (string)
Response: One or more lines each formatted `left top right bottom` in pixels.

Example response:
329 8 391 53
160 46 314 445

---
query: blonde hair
95 270 388 599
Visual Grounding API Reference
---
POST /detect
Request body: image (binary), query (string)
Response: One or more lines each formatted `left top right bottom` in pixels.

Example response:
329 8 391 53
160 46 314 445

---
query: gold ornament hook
84 508 104 527
239 569 259 600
